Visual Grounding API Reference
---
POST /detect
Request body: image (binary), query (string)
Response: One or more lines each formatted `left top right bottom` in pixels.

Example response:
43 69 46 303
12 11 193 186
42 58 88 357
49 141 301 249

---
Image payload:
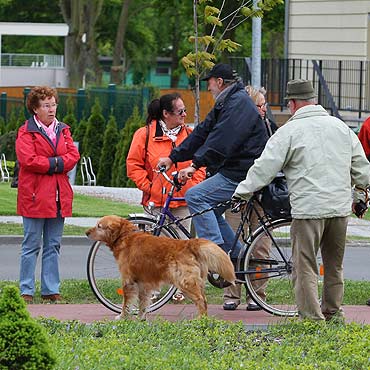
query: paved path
27 304 370 327
2 215 370 236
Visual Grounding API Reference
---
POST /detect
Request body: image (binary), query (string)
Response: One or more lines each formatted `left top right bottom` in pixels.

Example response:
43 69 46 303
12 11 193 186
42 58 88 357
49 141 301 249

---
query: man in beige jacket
233 79 370 321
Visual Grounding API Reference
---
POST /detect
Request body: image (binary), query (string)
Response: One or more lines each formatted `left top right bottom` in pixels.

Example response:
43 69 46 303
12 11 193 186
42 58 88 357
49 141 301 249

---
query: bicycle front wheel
243 219 298 317
86 216 179 314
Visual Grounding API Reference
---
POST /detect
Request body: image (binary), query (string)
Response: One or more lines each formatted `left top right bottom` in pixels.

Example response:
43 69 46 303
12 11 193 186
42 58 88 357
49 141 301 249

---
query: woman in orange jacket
126 93 205 301
126 93 205 234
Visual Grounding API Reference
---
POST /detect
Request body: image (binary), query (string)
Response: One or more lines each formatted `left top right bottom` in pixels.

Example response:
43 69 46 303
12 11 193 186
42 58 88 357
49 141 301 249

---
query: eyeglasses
39 103 58 110
171 108 187 116
256 102 267 109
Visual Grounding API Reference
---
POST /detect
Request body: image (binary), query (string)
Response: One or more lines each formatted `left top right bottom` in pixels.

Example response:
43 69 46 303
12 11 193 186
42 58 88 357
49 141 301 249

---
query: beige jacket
234 105 370 219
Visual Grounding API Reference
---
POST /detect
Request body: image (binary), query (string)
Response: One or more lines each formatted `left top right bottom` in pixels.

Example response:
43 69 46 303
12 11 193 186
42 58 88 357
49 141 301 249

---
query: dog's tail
198 241 236 284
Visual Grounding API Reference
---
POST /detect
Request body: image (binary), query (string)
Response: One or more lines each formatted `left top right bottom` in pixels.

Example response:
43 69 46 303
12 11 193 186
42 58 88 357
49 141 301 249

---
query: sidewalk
2 215 370 236
27 303 370 327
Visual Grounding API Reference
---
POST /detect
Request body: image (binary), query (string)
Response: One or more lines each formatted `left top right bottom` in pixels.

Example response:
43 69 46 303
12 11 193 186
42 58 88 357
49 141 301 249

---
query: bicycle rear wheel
86 216 178 314
243 219 298 317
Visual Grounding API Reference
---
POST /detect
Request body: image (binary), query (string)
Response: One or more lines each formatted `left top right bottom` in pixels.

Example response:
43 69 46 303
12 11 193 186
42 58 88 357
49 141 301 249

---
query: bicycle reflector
117 288 123 295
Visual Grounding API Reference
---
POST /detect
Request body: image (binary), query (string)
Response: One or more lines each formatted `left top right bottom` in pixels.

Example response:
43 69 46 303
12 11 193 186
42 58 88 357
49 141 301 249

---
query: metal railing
0 53 64 68
0 153 10 182
80 156 96 186
229 57 370 119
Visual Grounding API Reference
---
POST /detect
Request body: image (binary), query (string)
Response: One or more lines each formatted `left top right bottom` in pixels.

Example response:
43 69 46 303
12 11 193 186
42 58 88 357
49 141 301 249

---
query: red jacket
16 117 80 218
126 120 205 207
358 117 370 160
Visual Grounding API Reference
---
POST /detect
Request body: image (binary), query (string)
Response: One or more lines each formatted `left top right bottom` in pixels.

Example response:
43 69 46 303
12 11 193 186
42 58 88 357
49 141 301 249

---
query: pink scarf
35 115 57 146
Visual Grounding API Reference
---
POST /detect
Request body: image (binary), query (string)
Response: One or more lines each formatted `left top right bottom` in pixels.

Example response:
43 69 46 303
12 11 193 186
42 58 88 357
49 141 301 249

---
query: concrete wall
288 0 370 60
0 67 68 88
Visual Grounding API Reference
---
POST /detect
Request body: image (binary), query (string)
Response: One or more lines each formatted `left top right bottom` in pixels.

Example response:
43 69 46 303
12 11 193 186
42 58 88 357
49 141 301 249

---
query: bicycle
87 169 303 317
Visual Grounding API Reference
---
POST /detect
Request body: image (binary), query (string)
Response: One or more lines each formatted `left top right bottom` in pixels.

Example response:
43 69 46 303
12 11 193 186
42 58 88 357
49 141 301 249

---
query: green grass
0 182 141 217
36 318 370 369
1 279 369 306
0 223 88 235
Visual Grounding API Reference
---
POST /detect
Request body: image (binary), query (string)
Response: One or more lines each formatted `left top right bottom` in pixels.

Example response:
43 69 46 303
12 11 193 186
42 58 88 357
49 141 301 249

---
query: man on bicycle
232 79 370 321
158 63 268 261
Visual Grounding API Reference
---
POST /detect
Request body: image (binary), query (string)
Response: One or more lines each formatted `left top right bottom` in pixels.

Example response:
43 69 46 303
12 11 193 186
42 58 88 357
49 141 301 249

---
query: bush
0 285 56 370
0 117 6 136
0 131 16 161
62 97 78 136
82 99 106 175
97 115 119 186
111 106 144 187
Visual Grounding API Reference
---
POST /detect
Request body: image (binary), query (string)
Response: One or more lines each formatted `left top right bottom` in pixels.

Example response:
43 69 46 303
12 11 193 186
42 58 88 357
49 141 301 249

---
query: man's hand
178 166 196 184
157 157 173 171
352 200 368 218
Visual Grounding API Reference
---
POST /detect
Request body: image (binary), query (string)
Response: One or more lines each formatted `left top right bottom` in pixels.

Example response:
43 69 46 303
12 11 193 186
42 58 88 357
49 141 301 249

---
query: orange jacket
126 120 205 207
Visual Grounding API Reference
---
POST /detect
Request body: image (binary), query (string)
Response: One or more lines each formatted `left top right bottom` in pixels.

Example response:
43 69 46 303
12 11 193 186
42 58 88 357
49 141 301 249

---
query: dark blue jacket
169 81 268 182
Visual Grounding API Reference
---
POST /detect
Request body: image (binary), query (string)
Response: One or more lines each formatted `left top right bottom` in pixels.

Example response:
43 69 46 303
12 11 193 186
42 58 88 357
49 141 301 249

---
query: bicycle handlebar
155 167 183 191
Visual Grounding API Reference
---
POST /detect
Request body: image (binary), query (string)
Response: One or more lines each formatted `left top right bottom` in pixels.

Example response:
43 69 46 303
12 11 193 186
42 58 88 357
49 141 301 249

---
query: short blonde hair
245 85 266 104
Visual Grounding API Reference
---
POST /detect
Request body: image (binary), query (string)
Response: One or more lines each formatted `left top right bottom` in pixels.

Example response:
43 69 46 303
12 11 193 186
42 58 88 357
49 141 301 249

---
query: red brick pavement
28 304 370 325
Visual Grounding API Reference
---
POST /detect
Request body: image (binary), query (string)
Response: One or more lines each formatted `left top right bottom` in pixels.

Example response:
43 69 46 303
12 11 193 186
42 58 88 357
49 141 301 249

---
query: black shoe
223 302 238 311
366 299 370 306
246 302 262 311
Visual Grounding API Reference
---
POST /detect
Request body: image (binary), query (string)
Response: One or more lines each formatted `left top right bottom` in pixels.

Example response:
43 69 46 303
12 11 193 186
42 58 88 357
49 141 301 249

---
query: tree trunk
111 0 132 85
59 0 103 88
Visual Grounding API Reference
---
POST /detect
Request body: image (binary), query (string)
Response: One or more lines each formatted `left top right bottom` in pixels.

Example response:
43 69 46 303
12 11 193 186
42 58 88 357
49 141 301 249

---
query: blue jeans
20 215 64 296
185 173 242 258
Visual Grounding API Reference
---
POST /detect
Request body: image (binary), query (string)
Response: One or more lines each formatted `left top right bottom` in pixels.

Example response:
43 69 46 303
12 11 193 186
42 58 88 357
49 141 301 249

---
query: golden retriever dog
86 215 236 319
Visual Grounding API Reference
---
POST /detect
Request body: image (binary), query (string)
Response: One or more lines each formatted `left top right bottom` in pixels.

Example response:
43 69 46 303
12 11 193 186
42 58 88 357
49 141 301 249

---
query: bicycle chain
147 199 233 233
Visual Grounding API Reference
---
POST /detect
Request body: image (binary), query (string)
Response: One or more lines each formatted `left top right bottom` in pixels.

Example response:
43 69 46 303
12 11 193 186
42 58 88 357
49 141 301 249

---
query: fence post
0 92 6 121
108 84 116 115
23 87 31 119
77 88 86 122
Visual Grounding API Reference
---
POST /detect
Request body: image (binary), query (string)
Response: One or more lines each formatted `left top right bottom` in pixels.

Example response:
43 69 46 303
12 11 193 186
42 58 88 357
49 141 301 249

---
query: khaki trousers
290 217 348 321
223 206 271 305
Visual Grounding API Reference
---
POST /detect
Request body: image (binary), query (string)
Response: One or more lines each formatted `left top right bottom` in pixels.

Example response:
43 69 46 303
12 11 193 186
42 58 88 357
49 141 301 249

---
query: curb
0 235 369 248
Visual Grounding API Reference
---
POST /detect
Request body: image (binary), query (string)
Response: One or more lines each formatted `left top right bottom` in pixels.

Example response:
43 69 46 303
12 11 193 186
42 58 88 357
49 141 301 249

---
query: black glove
354 200 368 218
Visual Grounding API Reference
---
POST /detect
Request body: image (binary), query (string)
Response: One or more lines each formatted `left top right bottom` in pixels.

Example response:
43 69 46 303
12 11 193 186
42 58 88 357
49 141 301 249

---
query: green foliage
0 130 16 161
82 99 106 173
182 0 284 78
6 107 19 132
62 97 78 135
0 285 56 370
97 115 119 186
73 119 87 154
111 106 144 187
34 318 370 370
0 117 6 136
17 110 26 130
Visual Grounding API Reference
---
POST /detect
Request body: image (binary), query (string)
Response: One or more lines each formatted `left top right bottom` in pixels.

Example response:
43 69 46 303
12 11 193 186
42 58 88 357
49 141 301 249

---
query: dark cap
284 79 317 100
201 63 237 81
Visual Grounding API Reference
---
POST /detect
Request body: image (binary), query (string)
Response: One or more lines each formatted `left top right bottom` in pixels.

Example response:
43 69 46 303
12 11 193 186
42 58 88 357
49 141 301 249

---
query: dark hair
146 93 181 124
26 86 58 115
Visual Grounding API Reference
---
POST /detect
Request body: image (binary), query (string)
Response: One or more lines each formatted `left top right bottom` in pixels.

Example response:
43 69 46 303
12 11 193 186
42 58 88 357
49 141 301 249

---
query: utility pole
251 0 261 88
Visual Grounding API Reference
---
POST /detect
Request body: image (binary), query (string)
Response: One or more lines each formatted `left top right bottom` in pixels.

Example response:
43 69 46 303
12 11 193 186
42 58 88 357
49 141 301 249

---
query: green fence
0 85 153 129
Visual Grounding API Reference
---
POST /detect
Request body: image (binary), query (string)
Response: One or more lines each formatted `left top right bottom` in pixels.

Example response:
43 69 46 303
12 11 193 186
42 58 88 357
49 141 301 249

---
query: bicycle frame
153 169 292 284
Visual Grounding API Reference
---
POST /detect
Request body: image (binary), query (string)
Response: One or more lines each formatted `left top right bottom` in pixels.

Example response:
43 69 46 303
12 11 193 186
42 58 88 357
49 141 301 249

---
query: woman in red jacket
126 93 205 301
16 86 80 303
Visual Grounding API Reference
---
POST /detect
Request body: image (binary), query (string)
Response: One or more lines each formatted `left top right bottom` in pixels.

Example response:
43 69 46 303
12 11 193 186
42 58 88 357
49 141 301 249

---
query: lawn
0 182 142 218
23 318 370 369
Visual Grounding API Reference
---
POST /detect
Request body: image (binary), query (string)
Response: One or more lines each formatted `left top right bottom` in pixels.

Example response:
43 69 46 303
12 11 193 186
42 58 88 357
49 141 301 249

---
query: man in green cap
232 78 370 321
